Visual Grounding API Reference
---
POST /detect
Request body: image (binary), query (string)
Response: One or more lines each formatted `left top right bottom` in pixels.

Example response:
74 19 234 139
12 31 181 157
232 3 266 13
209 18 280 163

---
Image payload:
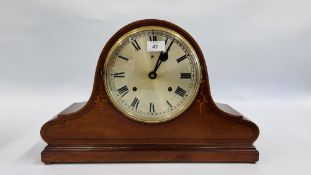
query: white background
1 0 310 174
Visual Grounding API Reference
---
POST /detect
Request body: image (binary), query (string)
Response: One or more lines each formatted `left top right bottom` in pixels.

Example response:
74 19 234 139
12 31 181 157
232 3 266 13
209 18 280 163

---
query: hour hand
153 52 164 72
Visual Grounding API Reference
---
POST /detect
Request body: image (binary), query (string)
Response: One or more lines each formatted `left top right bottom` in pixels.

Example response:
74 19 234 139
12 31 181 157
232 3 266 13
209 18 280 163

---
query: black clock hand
152 51 164 73
152 39 174 73
165 39 174 53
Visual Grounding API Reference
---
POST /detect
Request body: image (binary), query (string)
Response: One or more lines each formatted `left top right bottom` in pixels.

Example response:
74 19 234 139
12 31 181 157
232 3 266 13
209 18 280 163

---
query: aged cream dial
103 26 201 123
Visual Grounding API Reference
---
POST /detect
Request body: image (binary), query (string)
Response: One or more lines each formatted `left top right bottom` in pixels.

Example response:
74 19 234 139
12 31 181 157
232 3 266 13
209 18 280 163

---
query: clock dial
103 26 201 123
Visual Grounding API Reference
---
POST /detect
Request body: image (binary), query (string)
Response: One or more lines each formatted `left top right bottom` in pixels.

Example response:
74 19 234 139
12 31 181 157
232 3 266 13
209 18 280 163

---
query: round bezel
103 26 202 123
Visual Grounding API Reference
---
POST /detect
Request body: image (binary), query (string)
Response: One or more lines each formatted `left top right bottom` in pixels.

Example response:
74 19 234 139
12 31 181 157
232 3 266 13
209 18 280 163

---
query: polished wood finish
41 19 259 163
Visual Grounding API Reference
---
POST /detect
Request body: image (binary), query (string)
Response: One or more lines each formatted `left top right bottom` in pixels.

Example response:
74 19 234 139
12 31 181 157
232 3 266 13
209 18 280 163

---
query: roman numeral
149 102 155 113
164 37 168 44
180 73 191 79
130 97 140 109
117 54 129 61
131 40 141 51
166 100 172 108
176 54 187 63
113 72 125 78
149 35 157 41
175 86 186 97
117 85 129 97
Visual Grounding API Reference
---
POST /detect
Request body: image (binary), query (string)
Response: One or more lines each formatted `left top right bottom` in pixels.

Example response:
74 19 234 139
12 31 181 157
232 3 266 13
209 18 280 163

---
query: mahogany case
40 19 259 163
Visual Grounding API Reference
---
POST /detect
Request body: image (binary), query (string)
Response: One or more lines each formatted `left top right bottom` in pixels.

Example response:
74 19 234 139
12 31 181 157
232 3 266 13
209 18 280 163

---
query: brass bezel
103 26 202 123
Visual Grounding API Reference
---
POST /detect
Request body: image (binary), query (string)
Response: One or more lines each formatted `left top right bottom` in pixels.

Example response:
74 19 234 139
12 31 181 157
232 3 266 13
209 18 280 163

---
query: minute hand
165 39 174 53
152 40 174 73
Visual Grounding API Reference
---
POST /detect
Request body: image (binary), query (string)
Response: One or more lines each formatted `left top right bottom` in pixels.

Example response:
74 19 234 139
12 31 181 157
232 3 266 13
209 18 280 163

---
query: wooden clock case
40 19 259 164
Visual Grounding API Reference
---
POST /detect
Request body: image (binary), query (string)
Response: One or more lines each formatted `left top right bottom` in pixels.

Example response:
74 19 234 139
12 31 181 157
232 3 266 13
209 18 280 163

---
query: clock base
42 145 258 164
41 101 259 164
